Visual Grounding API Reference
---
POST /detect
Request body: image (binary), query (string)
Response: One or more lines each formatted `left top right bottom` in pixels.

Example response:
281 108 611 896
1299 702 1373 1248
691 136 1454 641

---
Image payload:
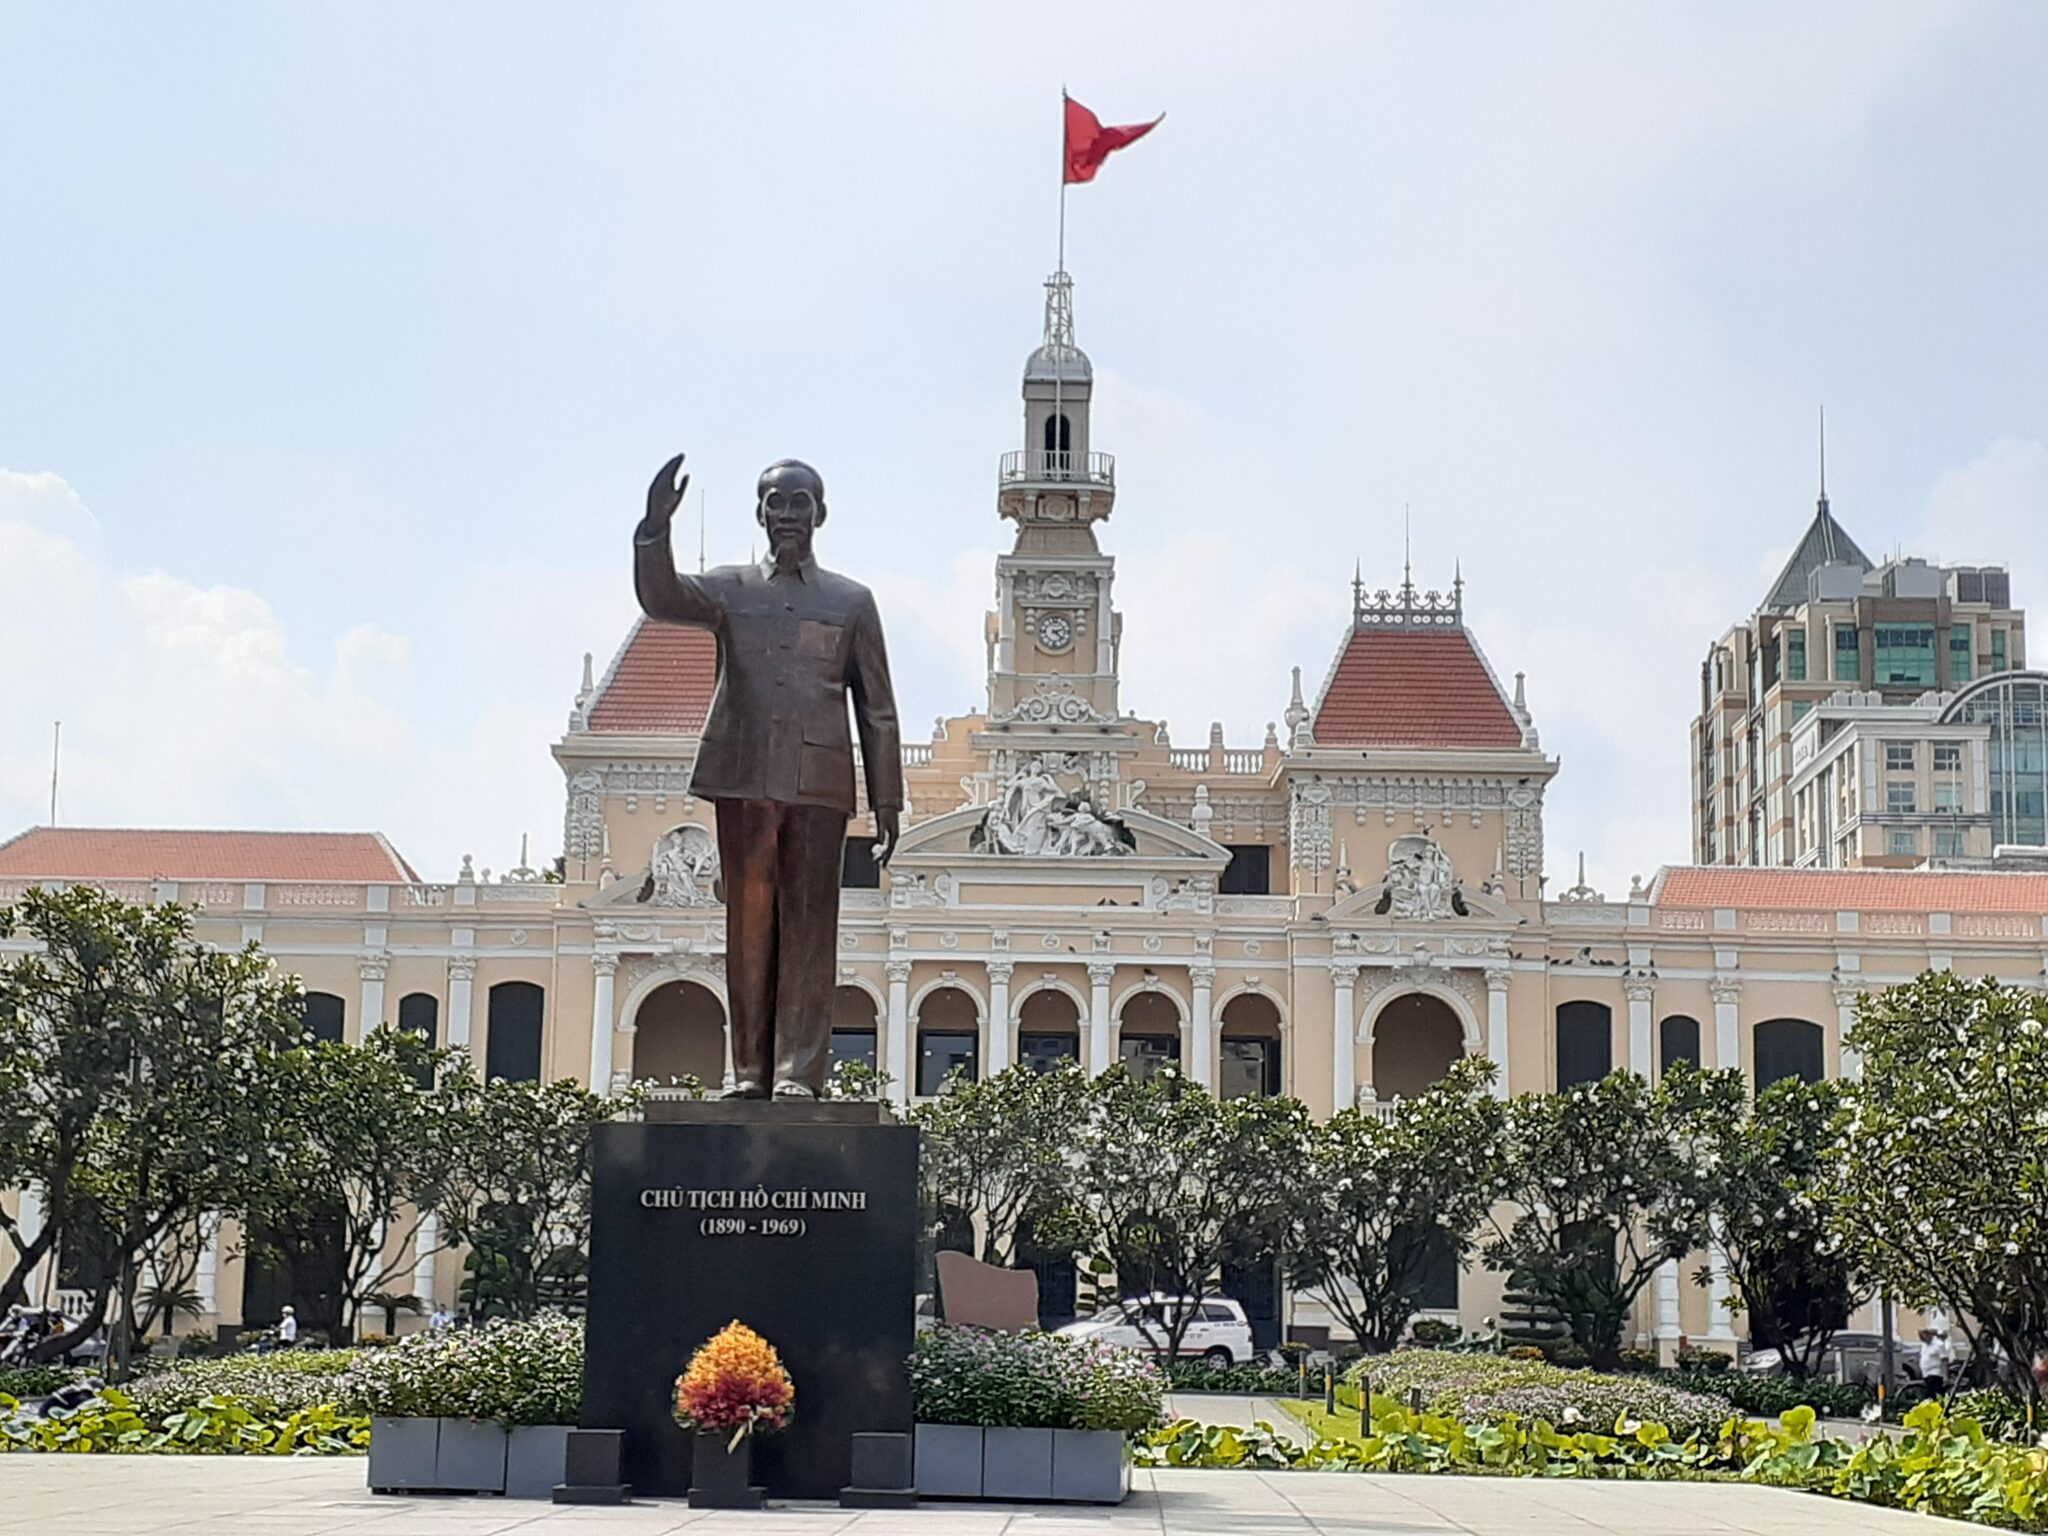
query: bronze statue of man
634 452 903 1099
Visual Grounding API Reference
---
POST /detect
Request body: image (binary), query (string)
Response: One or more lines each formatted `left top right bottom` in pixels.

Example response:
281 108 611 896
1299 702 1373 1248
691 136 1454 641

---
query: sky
3 2 2045 893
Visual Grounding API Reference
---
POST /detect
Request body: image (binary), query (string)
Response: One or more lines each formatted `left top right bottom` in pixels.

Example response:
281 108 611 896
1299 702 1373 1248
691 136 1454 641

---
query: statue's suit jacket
634 532 904 815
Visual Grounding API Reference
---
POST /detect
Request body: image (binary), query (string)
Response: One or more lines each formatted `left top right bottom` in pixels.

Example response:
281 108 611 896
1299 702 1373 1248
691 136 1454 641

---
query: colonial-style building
6 274 2047 1353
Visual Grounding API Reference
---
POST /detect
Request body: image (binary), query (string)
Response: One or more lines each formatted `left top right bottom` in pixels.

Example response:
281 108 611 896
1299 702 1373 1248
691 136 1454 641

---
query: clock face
1038 615 1073 651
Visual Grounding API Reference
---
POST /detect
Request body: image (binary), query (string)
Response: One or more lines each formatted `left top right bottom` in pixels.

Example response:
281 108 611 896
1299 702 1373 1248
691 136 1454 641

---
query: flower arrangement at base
673 1321 794 1449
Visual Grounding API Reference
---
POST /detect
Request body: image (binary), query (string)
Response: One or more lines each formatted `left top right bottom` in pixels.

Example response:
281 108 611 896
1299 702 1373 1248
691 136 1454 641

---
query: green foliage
1070 1065 1309 1362
913 1061 1088 1265
1166 1360 1302 1395
1137 1399 2048 1529
1408 1319 1462 1347
1664 1367 1870 1420
1483 1066 1742 1361
1829 973 2048 1410
1708 1077 1862 1375
1340 1349 1722 1439
0 1366 82 1398
1288 1058 1504 1353
123 1349 360 1421
907 1326 1165 1432
0 1387 367 1455
335 1313 582 1425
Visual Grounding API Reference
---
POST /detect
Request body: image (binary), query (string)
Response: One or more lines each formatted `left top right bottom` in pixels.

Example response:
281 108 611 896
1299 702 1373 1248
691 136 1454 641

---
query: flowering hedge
337 1314 582 1425
1344 1350 1723 1439
674 1322 793 1438
124 1350 361 1422
909 1327 1166 1433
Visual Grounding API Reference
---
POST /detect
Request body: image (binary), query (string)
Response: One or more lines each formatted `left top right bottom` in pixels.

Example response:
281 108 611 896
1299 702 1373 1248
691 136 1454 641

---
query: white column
1711 977 1740 1074
195 1221 219 1315
885 959 912 1108
358 955 388 1041
447 958 476 1051
1331 964 1359 1112
1833 983 1862 1080
1189 964 1216 1090
1655 1257 1680 1348
412 1213 439 1309
1087 962 1115 1076
589 955 618 1092
985 962 1015 1074
1485 966 1512 1099
1706 1222 1737 1342
1625 978 1655 1076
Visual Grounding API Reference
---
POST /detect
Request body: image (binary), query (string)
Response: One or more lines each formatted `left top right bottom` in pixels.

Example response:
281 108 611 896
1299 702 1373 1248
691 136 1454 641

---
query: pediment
1323 878 1524 926
892 804 1229 867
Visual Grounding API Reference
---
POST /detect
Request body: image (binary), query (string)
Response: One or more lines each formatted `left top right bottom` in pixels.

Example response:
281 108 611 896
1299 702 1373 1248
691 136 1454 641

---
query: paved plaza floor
0 1455 1968 1536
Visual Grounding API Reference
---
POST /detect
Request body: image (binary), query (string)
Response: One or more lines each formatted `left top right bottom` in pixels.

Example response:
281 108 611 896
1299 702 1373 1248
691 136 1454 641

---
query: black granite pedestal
583 1104 919 1500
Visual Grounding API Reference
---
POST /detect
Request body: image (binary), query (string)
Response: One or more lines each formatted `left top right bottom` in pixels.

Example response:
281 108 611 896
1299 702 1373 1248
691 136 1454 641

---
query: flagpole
1054 88 1067 475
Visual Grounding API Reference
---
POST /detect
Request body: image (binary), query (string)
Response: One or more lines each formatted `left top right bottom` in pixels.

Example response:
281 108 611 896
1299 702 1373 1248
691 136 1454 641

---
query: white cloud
1918 439 2048 622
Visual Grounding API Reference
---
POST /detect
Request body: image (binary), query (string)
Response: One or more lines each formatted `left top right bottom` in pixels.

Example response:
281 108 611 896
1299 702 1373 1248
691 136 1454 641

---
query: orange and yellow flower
674 1320 795 1441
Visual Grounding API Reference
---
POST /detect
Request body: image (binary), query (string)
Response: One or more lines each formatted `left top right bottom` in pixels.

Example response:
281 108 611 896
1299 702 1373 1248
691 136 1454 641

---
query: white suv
1055 1294 1255 1365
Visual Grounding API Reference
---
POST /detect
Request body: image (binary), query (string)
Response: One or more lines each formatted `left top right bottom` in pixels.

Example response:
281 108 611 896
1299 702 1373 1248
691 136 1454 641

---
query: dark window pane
1754 1018 1824 1088
1219 845 1271 896
1555 1001 1612 1088
1392 1223 1460 1312
829 1029 877 1073
485 981 545 1082
840 836 881 889
1018 1032 1080 1074
301 991 346 1044
1119 1033 1180 1080
397 992 438 1047
1658 1014 1701 1078
917 1030 978 1096
1219 1037 1279 1098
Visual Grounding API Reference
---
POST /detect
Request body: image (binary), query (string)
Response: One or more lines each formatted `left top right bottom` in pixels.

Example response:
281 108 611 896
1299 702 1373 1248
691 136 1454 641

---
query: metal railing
998 450 1115 486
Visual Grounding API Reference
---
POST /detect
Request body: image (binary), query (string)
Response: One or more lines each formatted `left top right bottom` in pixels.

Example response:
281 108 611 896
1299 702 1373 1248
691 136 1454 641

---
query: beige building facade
7 275 2048 1353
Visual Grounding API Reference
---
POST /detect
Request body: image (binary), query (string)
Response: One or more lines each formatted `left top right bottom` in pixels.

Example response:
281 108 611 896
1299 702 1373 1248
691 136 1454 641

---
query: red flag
1063 94 1161 185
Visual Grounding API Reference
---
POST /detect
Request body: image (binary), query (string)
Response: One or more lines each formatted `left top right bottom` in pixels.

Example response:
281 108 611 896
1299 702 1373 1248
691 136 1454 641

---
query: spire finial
1818 405 1828 510
1043 269 1076 351
1351 559 1364 625
1402 505 1413 594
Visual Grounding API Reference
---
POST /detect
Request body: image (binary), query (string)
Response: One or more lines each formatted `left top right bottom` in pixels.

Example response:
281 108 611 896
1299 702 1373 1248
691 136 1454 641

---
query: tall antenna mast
698 484 707 573
49 721 60 825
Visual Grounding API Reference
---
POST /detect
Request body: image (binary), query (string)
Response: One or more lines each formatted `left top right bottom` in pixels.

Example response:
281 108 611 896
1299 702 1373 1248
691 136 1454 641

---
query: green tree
1828 972 2048 1407
913 1061 1087 1264
434 1074 634 1319
245 1025 465 1339
1290 1056 1506 1352
1071 1066 1309 1364
0 887 308 1370
1709 1077 1863 1376
1484 1067 1741 1364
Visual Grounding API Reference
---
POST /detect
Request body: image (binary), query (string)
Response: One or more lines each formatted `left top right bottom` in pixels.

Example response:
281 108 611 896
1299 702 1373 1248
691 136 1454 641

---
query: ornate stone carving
1709 975 1742 1006
974 754 1133 856
986 959 1016 984
1378 835 1465 920
592 952 621 977
1623 976 1657 1005
1159 876 1214 914
563 769 604 863
639 823 721 907
884 958 914 984
990 675 1118 727
447 957 476 983
1086 960 1116 986
1289 778 1334 871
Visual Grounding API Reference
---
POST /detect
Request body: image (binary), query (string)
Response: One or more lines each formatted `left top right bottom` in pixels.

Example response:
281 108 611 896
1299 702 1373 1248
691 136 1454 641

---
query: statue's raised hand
637 453 689 541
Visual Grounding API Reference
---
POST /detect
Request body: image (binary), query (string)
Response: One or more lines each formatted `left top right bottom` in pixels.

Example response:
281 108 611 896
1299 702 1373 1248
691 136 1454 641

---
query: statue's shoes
720 1080 770 1100
770 1079 819 1100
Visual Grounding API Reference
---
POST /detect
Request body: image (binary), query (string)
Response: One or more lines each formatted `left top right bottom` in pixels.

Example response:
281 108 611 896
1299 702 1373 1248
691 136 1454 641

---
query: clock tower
979 272 1140 809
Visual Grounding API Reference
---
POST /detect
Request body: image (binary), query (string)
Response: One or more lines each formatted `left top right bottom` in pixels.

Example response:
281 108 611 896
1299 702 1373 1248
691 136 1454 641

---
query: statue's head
756 459 826 556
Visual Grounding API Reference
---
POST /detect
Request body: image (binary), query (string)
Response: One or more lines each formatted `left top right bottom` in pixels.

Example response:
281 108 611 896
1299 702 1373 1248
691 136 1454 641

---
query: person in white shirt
276 1305 298 1348
1917 1326 1951 1396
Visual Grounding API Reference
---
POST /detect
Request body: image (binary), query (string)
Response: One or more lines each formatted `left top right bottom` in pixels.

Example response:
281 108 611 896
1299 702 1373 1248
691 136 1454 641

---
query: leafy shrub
1674 1342 1732 1372
1505 1345 1545 1361
1168 1361 1301 1396
0 1366 81 1398
0 1387 366 1454
337 1313 582 1426
1664 1367 1869 1421
1545 1342 1590 1367
125 1350 360 1421
1948 1388 2035 1445
1407 1319 1459 1346
1614 1348 1661 1374
1454 1374 1728 1441
1276 1341 1312 1366
908 1327 1165 1433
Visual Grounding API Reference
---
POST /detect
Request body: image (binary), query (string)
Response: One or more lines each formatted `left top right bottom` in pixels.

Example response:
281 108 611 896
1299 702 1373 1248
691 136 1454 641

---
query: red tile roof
585 619 718 734
0 828 417 883
1312 629 1524 749
1654 866 2048 915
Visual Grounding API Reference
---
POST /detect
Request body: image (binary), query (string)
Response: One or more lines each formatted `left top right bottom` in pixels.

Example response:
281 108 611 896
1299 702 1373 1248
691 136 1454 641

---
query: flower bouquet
674 1320 794 1452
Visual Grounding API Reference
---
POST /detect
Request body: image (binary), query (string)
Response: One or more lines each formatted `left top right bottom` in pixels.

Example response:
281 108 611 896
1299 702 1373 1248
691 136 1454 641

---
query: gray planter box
435 1417 510 1493
1052 1429 1130 1504
914 1423 984 1497
981 1426 1054 1501
505 1425 575 1500
368 1416 439 1493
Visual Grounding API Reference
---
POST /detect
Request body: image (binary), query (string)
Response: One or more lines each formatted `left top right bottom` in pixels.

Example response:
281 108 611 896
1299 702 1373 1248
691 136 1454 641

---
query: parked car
1055 1293 1255 1366
1739 1330 1924 1393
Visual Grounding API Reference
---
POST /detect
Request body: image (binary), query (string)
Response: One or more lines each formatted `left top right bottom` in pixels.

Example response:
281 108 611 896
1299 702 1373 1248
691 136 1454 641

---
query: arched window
1658 1014 1701 1078
485 981 545 1082
1017 989 1081 1074
632 981 725 1087
1041 412 1072 456
915 986 979 1096
398 992 438 1048
1754 1018 1825 1088
1370 993 1465 1100
300 991 346 1044
1219 993 1283 1099
830 987 879 1075
1555 1001 1612 1088
1117 991 1181 1080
